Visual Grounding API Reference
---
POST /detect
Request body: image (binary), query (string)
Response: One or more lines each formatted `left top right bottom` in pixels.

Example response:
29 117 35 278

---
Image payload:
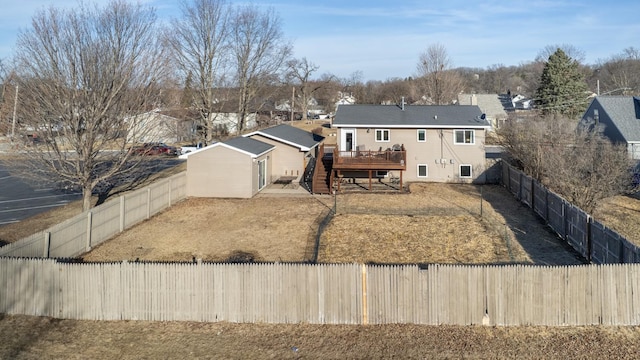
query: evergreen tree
535 48 589 118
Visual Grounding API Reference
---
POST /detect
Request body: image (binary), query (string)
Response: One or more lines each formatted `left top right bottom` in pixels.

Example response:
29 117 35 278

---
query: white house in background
209 112 258 135
511 94 533 110
126 110 184 144
335 92 356 108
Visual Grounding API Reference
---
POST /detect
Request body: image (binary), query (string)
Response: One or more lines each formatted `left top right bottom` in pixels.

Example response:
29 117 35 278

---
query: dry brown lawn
2 314 640 359
79 182 582 265
82 196 332 263
594 194 640 247
3 175 640 358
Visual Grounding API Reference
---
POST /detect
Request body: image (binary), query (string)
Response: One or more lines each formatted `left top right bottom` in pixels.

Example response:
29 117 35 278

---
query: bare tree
165 0 231 144
550 130 633 214
595 48 640 97
416 43 464 105
11 0 167 211
229 4 291 133
286 57 335 120
0 60 11 135
498 115 634 214
536 43 586 63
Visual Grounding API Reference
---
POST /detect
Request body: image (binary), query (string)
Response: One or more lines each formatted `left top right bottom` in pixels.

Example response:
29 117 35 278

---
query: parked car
129 143 178 156
179 142 204 155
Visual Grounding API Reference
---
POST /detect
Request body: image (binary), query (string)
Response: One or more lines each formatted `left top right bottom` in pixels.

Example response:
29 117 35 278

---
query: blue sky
1 0 639 81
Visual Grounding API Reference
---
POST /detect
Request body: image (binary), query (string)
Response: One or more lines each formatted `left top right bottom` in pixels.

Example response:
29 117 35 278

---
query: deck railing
333 146 406 170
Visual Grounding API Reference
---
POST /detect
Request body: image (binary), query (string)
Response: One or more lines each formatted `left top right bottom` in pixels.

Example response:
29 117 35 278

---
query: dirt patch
2 315 640 359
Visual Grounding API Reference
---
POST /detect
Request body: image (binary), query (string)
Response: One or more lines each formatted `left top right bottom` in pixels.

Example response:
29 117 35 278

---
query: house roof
244 124 323 151
457 94 508 119
332 104 489 128
219 136 275 157
586 96 640 142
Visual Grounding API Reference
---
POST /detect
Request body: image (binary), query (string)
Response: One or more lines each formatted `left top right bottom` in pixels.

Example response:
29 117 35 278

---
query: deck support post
368 170 372 190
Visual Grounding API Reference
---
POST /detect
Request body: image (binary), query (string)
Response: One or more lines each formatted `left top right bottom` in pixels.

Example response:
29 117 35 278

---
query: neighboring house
335 92 356 109
244 124 323 182
457 94 508 130
330 104 490 187
511 94 533 110
185 137 274 198
209 112 258 135
183 124 322 198
127 110 187 144
581 96 640 160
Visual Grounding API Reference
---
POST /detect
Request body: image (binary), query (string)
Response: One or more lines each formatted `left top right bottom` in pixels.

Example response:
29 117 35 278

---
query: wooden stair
311 144 333 194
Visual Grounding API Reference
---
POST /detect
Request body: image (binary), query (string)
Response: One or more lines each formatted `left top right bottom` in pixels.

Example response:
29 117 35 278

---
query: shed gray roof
333 104 489 128
222 136 274 157
587 96 640 142
245 124 323 151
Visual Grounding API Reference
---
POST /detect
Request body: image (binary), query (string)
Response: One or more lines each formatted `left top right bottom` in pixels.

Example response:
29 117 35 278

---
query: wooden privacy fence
0 172 187 258
1 258 640 326
502 163 640 264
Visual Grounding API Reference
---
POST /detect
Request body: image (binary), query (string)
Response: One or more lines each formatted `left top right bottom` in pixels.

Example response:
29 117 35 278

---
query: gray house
330 104 490 186
581 96 640 160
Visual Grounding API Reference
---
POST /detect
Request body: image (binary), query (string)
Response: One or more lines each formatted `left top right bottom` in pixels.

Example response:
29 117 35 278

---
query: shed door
258 159 266 190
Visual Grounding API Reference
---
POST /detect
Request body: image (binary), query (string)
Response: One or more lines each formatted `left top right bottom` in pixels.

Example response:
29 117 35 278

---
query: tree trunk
82 185 93 212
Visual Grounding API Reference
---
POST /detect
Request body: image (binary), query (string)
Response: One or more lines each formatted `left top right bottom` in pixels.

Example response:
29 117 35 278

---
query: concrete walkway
256 182 313 197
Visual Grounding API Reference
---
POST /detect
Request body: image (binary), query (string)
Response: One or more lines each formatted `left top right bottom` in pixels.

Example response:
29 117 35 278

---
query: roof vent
434 115 438 120
401 97 405 111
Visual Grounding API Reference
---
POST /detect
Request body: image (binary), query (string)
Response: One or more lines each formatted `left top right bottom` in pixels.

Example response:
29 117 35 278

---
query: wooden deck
325 145 407 192
332 147 406 171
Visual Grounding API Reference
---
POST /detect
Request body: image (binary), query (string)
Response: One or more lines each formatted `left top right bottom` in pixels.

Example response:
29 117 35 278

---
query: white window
459 164 472 178
417 164 428 178
454 129 475 144
375 129 390 142
417 129 426 142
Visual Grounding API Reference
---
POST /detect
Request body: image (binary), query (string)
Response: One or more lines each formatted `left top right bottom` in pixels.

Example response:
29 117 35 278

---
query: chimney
471 94 478 106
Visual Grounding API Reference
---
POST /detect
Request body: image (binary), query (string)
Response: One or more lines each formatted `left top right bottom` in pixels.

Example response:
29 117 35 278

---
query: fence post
586 215 592 263
43 232 51 258
518 172 523 201
545 187 549 223
562 201 568 241
86 211 93 252
119 196 125 232
530 177 535 210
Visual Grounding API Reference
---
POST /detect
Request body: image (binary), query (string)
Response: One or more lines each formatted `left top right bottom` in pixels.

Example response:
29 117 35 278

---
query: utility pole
290 86 295 122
